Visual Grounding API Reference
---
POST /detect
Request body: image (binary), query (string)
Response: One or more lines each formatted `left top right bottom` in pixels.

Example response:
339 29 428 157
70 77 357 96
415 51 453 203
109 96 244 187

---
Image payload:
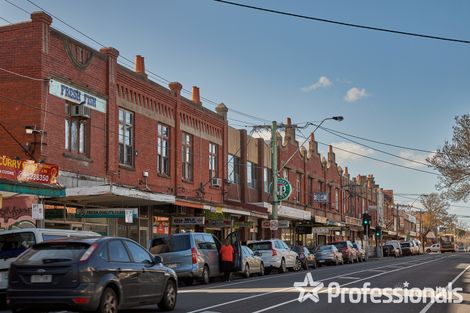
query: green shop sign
75 208 138 219
276 178 292 201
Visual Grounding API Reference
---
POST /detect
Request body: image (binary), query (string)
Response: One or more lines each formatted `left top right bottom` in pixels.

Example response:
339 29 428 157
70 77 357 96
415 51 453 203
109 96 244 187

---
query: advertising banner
0 155 59 185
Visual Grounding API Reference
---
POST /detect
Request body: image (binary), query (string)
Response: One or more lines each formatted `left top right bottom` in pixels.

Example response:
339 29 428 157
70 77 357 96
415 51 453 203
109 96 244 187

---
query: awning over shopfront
253 202 311 220
203 204 251 217
53 184 175 207
0 179 65 197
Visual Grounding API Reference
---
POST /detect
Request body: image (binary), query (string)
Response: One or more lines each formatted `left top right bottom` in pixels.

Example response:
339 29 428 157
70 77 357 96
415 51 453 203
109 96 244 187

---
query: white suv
247 239 299 273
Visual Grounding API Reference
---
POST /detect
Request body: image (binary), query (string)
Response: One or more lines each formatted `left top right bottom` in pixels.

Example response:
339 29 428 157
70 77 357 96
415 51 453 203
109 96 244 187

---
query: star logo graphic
403 281 410 288
294 272 324 303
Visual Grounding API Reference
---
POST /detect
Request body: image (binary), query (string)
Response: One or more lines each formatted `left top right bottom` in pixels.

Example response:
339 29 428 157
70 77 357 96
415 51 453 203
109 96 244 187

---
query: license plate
167 263 177 269
319 260 326 263
31 275 52 283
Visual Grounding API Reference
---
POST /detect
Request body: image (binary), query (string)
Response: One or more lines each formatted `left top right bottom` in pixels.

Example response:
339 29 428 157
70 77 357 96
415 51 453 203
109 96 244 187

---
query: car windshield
248 242 272 251
17 242 90 264
333 242 346 249
292 246 303 253
318 245 333 251
150 235 191 253
401 243 410 247
0 232 36 260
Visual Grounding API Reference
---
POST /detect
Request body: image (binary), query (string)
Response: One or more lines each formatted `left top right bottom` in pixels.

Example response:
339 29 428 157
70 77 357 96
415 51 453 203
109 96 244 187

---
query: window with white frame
227 154 240 183
182 132 193 181
335 188 339 210
118 108 134 166
157 123 170 176
296 173 301 203
209 142 218 179
263 167 271 193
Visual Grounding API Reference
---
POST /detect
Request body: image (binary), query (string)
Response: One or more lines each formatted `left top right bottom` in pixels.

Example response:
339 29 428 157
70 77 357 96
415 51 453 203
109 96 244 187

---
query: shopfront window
157 123 170 176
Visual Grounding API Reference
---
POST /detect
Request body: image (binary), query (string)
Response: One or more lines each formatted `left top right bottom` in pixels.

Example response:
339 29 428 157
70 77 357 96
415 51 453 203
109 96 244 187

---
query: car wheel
426 249 431 253
335 258 339 266
202 265 210 284
293 259 302 272
97 287 118 313
341 258 344 265
259 263 265 276
279 258 287 273
312 261 317 269
158 279 177 311
244 263 250 278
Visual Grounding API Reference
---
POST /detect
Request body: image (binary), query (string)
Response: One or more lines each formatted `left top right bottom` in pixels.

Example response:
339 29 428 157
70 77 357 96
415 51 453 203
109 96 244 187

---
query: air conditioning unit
70 104 91 118
211 177 222 187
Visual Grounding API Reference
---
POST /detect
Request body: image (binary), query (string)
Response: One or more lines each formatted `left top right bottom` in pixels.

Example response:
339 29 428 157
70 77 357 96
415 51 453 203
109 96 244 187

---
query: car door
124 239 165 303
246 246 258 272
226 231 242 272
106 239 140 305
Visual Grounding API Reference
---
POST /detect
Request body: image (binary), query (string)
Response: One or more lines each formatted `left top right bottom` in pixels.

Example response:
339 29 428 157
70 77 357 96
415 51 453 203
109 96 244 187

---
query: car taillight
72 297 90 304
191 247 197 264
272 249 277 256
80 243 98 263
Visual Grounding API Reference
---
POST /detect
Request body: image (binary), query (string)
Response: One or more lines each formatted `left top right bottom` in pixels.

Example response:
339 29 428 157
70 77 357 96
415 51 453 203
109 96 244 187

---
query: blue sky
1 0 469 219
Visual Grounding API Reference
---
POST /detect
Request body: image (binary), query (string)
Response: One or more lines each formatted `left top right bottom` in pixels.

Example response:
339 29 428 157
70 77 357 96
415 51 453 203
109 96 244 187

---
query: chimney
192 86 201 105
308 132 318 156
216 103 228 120
135 55 147 77
169 82 182 97
284 117 295 144
328 145 336 165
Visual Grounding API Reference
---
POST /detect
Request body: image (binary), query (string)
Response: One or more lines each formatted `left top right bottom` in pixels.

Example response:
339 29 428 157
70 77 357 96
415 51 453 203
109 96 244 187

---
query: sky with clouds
1 0 469 221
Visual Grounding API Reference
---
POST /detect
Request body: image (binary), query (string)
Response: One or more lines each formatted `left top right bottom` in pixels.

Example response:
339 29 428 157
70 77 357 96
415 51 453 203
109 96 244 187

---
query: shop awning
254 202 311 220
0 179 65 197
50 184 175 207
203 204 251 216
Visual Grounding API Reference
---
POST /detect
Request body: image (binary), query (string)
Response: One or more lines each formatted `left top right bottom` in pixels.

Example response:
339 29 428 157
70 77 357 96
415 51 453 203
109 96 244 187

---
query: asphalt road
2 253 470 313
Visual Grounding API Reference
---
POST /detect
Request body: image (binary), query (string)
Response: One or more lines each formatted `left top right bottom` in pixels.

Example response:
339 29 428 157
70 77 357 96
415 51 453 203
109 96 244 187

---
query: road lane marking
251 255 452 313
186 255 448 313
337 276 361 280
184 255 436 291
418 264 470 313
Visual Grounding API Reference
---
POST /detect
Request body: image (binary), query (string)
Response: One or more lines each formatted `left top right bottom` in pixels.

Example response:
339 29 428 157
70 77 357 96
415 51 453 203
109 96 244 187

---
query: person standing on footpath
220 239 234 282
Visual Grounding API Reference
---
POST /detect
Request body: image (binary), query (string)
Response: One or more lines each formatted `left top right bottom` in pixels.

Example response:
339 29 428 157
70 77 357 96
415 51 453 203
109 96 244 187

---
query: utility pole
271 121 278 238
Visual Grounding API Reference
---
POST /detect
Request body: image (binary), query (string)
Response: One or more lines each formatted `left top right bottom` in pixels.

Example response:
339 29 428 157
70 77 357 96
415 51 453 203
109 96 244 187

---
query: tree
420 193 456 240
428 115 470 201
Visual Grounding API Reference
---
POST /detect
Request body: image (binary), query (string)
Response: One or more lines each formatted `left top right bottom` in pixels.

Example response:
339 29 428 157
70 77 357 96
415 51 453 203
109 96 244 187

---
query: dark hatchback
7 237 178 313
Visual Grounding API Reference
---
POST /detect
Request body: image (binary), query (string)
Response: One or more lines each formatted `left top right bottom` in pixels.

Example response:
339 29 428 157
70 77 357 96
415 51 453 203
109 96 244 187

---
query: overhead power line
316 125 435 154
213 0 470 45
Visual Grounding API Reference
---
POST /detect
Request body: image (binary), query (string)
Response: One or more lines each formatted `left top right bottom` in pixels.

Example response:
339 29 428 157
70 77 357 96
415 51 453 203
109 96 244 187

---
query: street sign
125 209 134 223
32 203 44 220
313 192 329 203
276 178 292 201
278 220 290 228
261 220 271 229
172 216 205 225
269 220 279 230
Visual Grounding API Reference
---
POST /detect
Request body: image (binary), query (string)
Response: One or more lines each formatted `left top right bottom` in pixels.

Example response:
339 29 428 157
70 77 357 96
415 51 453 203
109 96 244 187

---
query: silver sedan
240 246 265 278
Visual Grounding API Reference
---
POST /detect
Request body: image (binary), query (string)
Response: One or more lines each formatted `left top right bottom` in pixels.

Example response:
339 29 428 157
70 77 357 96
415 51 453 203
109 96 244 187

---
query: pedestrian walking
220 239 234 282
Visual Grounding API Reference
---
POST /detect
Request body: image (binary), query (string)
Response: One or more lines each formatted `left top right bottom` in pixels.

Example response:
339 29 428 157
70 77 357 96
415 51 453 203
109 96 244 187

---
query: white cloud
251 129 285 142
344 87 368 102
398 151 435 169
301 76 332 92
330 142 375 163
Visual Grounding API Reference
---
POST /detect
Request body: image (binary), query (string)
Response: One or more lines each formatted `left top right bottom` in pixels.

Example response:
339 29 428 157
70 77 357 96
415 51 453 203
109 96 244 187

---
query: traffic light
375 225 382 238
362 213 371 234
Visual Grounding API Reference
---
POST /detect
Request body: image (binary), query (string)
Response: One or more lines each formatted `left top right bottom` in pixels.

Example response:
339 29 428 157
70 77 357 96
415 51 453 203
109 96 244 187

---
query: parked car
383 244 400 257
0 228 100 306
314 245 344 266
331 241 358 263
247 239 299 273
352 243 366 262
149 231 242 285
292 245 317 269
408 241 419 255
385 240 403 257
7 237 178 313
400 242 413 256
412 239 423 254
240 246 264 278
425 243 440 253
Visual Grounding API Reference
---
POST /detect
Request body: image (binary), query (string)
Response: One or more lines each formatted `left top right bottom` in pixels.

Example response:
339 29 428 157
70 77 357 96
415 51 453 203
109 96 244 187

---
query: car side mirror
153 255 162 264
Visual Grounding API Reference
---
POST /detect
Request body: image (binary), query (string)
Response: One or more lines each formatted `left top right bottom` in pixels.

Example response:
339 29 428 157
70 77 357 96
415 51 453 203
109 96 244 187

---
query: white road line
251 255 451 313
186 256 447 313
338 276 361 280
185 256 435 291
418 264 470 313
